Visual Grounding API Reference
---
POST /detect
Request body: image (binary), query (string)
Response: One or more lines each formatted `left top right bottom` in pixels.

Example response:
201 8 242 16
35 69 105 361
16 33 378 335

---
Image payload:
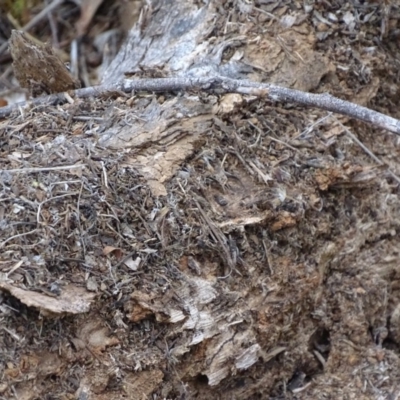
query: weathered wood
2 1 400 399
102 0 216 83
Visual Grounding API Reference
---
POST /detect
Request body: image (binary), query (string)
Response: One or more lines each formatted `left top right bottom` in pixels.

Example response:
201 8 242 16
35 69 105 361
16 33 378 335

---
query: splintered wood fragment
9 30 80 97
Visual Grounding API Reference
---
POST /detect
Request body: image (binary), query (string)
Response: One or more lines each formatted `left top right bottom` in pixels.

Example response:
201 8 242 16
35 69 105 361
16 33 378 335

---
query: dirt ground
1 1 400 399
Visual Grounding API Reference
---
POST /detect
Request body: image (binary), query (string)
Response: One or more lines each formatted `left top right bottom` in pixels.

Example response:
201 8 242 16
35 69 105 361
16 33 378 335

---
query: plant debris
9 30 80 97
1 1 400 399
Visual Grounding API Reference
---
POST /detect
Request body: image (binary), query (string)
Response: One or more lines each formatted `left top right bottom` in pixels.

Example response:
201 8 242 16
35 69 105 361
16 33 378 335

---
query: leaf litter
1 1 400 399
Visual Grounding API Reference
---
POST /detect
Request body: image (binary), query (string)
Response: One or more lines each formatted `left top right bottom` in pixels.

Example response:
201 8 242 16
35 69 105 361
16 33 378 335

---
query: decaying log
2 0 400 137
2 1 400 398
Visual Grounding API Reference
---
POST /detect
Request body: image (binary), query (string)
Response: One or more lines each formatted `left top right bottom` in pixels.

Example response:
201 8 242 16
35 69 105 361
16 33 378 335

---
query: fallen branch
1 164 85 174
1 75 399 135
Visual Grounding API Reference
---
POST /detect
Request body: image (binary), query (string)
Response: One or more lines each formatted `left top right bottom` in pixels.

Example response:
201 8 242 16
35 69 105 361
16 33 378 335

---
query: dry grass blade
194 198 237 279
333 117 400 185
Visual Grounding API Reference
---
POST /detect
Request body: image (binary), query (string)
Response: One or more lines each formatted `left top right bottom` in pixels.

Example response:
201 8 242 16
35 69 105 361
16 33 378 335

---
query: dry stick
333 117 400 185
1 164 85 174
1 75 400 136
0 228 38 248
194 198 236 279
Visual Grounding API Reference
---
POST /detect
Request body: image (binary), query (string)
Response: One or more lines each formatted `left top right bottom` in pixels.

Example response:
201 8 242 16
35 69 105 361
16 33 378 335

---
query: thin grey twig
334 117 400 185
0 228 37 248
194 198 236 279
0 164 85 174
46 0 60 48
76 180 86 257
1 75 400 136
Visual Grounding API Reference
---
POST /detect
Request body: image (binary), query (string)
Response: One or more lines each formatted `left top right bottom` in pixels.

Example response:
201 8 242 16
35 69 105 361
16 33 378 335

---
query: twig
194 198 236 279
46 0 59 48
76 180 86 256
333 117 400 185
262 239 273 275
0 164 85 174
296 113 333 138
248 120 298 151
101 161 108 188
37 192 79 225
0 228 38 248
1 75 400 136
111 250 137 270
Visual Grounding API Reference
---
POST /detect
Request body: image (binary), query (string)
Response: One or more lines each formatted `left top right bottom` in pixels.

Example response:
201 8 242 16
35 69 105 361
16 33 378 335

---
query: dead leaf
103 245 123 258
123 256 141 271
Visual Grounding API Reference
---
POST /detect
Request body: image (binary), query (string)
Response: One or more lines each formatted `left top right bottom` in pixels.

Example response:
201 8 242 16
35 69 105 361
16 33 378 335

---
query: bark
2 1 400 399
